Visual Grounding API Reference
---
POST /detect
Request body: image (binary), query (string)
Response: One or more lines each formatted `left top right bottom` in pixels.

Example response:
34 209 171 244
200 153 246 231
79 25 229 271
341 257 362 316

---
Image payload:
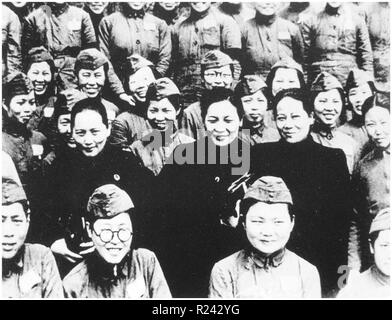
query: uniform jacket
249 136 352 297
63 249 171 298
301 4 373 85
338 118 371 159
241 12 304 79
209 248 321 299
2 244 63 299
172 7 241 106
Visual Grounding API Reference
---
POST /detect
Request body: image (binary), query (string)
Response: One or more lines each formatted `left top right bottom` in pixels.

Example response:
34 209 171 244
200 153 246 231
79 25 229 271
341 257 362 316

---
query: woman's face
57 113 76 148
147 98 177 131
78 66 106 99
371 230 390 276
271 68 301 97
313 89 343 127
348 84 373 116
87 2 108 14
275 97 313 143
365 106 390 149
205 100 240 147
191 2 210 13
203 65 233 90
8 91 36 125
241 90 268 126
244 202 294 255
27 61 52 96
90 213 133 265
126 2 145 11
159 2 179 11
255 2 278 16
128 67 156 102
72 109 109 157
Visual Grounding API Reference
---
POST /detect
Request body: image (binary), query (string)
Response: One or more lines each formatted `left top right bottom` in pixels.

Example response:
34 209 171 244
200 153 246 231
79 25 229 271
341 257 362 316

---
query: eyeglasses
204 71 232 80
93 228 133 243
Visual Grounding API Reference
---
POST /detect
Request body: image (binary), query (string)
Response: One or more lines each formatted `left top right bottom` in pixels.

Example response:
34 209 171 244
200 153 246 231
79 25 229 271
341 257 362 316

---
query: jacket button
136 39 141 45
193 41 198 46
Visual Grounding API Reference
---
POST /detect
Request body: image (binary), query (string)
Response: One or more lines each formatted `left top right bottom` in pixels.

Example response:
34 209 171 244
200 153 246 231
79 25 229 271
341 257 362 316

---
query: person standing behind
301 2 374 86
241 2 304 80
172 2 241 107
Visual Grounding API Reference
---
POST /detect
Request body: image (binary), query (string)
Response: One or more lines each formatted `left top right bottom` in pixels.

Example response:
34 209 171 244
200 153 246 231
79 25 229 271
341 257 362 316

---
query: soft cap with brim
2 177 27 205
270 57 303 74
369 208 390 234
236 74 267 96
26 46 54 70
150 78 180 100
75 48 109 74
345 69 374 92
244 176 292 204
4 72 33 101
201 50 233 70
87 184 134 220
311 72 343 92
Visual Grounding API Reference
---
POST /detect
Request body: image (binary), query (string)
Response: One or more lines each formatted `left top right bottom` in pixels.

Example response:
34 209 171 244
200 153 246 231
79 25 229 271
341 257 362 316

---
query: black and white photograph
1 1 390 304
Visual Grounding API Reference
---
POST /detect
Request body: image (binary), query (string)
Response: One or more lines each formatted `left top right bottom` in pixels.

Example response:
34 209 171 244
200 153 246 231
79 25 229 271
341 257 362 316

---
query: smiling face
313 89 343 127
57 114 76 148
371 230 391 276
126 2 145 11
255 2 278 16
128 67 156 102
191 2 210 13
272 68 301 97
205 100 240 147
203 65 233 90
159 2 179 11
2 202 29 260
89 213 133 265
8 91 36 125
27 61 52 96
77 66 106 99
73 109 109 157
244 202 294 255
365 106 390 149
348 84 373 116
87 2 108 14
241 90 268 126
147 98 177 131
275 97 313 143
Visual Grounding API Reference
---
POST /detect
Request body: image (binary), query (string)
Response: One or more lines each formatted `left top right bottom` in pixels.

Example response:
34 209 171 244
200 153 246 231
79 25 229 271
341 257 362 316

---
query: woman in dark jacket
152 88 249 297
249 88 352 297
46 98 153 277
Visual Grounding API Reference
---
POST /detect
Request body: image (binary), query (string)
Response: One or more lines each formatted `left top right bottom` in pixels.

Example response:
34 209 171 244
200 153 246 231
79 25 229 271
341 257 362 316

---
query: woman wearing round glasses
63 184 171 298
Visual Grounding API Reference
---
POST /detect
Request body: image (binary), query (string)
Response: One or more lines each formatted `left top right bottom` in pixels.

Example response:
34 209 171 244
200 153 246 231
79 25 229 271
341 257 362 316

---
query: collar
87 251 131 283
50 3 69 16
288 2 310 12
312 120 336 140
325 3 344 16
371 265 390 286
278 134 315 151
255 11 277 25
3 117 32 139
153 5 178 25
242 118 265 137
2 245 25 278
190 8 210 20
244 246 286 270
122 7 145 19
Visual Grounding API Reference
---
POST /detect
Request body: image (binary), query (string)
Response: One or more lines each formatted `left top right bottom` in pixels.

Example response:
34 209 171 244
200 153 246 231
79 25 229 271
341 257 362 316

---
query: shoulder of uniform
133 248 157 262
213 250 243 271
63 260 88 284
24 243 51 257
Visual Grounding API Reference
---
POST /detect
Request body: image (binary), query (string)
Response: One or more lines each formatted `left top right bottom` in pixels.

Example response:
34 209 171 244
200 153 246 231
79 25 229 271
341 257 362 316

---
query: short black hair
271 88 312 118
239 198 294 225
345 81 376 111
200 87 241 121
369 230 380 248
71 98 108 129
266 67 306 98
362 94 390 118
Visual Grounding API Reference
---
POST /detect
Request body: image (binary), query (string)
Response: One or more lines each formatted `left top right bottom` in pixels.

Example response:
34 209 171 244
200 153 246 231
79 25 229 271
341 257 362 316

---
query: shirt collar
2 245 25 278
312 120 336 140
88 251 131 283
244 246 286 270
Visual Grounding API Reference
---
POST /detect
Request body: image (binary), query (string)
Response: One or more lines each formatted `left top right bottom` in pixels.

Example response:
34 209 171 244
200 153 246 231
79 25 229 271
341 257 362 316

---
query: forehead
277 97 305 113
79 65 105 74
242 89 266 100
365 106 390 120
315 88 341 99
93 212 132 229
205 65 232 74
206 101 238 116
58 113 71 121
148 98 175 110
74 110 105 127
274 68 298 80
2 202 26 218
10 92 35 102
246 202 290 219
28 61 51 71
349 83 371 92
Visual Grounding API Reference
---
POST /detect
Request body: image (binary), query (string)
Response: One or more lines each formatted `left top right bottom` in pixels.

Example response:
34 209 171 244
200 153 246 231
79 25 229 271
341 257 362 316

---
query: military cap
345 69 374 93
87 184 134 220
270 57 303 74
311 72 343 92
75 48 109 74
26 46 54 67
148 77 180 101
2 177 27 206
3 72 34 104
235 74 267 97
201 50 233 70
369 208 390 234
126 54 154 75
244 176 292 204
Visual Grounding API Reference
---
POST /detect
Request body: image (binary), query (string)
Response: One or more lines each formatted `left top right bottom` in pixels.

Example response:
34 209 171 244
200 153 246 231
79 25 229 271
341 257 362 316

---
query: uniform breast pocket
67 20 82 45
315 32 338 51
202 26 220 48
341 28 356 51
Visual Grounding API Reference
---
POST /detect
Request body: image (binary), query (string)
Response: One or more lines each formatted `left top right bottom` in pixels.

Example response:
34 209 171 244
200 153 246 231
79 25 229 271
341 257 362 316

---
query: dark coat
45 143 153 251
149 137 249 297
249 136 352 297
